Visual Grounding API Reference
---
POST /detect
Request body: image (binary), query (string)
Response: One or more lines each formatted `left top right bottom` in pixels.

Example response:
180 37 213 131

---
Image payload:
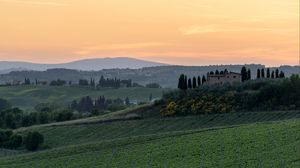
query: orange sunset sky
0 0 299 66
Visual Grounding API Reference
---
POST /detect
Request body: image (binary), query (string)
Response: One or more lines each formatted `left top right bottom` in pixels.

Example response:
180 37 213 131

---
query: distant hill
0 57 166 73
1 64 298 87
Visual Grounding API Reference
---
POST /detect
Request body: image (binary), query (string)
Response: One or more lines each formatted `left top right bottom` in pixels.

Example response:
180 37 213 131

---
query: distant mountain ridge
0 57 166 73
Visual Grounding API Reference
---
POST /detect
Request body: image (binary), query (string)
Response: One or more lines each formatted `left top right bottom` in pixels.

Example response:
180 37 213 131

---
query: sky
0 0 299 66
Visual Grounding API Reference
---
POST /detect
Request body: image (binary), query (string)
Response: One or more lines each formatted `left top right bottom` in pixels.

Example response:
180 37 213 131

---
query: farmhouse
207 72 241 85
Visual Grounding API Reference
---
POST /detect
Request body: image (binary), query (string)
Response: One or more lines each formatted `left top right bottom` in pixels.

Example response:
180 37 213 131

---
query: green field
0 118 299 167
0 109 299 167
0 85 167 109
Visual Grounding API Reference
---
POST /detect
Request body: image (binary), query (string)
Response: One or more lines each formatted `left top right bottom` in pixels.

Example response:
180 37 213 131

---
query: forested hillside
159 75 300 116
1 65 298 87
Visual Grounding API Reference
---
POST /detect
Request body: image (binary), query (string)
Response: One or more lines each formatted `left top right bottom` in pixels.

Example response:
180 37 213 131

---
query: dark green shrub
7 134 23 149
25 132 44 151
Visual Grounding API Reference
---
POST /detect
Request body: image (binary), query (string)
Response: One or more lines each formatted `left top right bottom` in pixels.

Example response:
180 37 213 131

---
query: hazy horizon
0 0 299 66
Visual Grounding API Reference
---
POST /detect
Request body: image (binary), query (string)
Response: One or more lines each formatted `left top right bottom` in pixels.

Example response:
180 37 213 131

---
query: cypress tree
188 78 192 89
192 77 197 88
178 74 185 90
241 66 247 82
279 71 285 78
275 69 279 78
247 69 251 80
271 71 275 78
224 69 228 74
202 75 206 84
266 68 270 78
257 69 261 79
183 76 188 90
197 76 201 86
215 70 220 75
261 69 265 78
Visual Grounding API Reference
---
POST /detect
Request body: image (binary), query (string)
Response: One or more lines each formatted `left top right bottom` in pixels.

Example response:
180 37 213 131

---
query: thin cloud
179 24 273 35
0 0 70 6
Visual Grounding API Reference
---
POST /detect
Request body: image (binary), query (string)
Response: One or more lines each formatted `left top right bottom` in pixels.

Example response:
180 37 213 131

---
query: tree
79 79 89 86
149 94 153 102
188 78 192 89
275 69 279 78
224 69 228 74
161 101 178 116
197 76 201 86
202 75 207 84
25 132 44 151
183 76 188 90
247 69 251 80
257 69 261 79
192 77 197 88
241 66 247 82
125 97 130 105
0 99 11 112
8 134 22 149
215 70 220 75
178 74 185 90
279 71 285 78
266 68 270 78
261 69 265 78
271 71 275 78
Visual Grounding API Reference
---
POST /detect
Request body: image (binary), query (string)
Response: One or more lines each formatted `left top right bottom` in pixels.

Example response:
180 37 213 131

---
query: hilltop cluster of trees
78 77 133 88
24 78 31 85
178 74 207 90
98 76 132 88
256 68 285 79
241 67 251 82
0 101 82 129
49 79 67 86
178 67 287 90
70 96 130 114
161 75 300 116
0 130 44 151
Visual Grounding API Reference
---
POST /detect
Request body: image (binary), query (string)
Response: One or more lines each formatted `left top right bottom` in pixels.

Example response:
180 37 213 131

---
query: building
206 72 241 85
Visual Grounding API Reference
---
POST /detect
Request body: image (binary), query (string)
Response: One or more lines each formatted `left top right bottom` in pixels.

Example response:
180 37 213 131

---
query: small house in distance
207 72 241 85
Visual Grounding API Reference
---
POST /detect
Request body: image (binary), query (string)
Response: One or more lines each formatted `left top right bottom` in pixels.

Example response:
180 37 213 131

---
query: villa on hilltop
207 72 241 85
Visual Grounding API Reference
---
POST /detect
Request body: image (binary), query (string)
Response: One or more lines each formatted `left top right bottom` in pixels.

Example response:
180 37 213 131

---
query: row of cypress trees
178 74 207 90
257 68 285 79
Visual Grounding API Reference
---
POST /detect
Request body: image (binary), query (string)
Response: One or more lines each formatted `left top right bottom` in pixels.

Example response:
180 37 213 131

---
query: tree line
178 66 286 90
256 68 285 79
69 96 131 114
0 129 44 151
161 74 300 116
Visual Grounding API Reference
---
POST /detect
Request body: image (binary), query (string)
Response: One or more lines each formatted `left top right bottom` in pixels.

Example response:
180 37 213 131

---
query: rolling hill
0 110 299 167
0 57 166 73
0 85 167 110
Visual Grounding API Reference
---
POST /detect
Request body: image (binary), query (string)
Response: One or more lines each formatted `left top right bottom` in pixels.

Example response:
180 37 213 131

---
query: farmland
0 79 299 167
0 117 299 167
0 85 167 109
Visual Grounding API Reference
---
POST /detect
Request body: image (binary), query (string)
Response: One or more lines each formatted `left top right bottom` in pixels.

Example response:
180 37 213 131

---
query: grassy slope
0 85 167 109
15 111 300 148
0 119 299 168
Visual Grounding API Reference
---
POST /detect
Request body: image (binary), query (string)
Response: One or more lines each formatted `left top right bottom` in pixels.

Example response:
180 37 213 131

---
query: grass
0 119 299 168
0 85 167 109
15 110 300 148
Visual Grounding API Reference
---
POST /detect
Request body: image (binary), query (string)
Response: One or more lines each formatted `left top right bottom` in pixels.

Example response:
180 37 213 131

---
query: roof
207 72 241 77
